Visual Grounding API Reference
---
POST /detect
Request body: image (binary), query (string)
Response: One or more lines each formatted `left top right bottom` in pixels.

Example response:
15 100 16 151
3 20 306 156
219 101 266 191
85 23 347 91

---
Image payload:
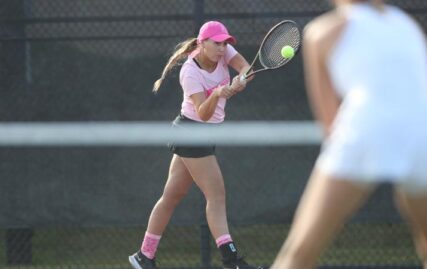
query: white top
317 3 427 185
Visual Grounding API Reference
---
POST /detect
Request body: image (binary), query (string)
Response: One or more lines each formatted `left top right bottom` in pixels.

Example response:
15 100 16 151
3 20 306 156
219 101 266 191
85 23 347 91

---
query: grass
0 222 421 269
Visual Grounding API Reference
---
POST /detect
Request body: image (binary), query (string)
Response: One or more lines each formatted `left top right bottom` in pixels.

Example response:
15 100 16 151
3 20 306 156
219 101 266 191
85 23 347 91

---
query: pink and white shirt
179 44 238 123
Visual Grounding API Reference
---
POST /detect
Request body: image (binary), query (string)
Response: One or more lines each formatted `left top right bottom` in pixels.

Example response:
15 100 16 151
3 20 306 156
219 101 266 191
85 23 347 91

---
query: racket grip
239 74 247 82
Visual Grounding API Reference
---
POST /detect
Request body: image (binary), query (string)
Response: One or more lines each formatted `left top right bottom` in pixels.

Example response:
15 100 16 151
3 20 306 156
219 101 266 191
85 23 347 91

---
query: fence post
193 1 211 268
193 0 205 33
3 0 33 263
1 0 31 92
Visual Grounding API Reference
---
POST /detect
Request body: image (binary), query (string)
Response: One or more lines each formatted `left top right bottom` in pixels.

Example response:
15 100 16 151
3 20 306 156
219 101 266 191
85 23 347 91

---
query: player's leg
129 155 193 269
270 169 374 269
146 154 194 235
181 155 260 269
181 155 227 238
394 187 427 269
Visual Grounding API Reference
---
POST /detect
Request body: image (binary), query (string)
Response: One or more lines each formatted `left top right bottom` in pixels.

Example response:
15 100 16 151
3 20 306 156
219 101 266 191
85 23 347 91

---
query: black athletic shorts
168 114 216 158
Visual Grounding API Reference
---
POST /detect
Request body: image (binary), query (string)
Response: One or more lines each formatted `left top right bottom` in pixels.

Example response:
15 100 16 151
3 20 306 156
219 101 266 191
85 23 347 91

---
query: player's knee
204 188 226 205
161 190 188 207
206 195 226 208
202 192 225 211
200 181 225 203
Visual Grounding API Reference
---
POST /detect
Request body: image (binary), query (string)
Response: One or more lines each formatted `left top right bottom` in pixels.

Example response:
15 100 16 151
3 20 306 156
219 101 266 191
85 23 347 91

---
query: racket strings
259 23 301 69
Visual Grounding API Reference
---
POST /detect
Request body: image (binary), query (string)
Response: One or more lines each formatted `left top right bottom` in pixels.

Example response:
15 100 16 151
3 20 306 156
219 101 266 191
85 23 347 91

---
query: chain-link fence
1 1 427 268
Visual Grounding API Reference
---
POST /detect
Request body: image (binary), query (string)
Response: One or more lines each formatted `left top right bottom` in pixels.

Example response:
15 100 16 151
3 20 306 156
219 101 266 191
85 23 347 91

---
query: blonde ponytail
152 38 198 92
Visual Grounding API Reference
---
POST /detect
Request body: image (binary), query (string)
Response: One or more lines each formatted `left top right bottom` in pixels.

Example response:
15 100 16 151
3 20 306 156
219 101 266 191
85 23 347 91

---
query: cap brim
210 34 237 45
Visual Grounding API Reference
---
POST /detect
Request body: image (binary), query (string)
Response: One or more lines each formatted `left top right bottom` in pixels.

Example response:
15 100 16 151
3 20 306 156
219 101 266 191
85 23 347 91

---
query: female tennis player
129 21 260 269
271 1 427 268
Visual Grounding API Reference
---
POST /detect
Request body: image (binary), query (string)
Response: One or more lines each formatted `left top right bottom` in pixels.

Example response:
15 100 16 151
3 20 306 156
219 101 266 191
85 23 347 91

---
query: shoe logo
229 243 236 253
136 255 142 262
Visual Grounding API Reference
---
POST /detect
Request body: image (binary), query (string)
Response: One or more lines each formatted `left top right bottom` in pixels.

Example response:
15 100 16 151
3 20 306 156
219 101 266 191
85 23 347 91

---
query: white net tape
0 121 322 146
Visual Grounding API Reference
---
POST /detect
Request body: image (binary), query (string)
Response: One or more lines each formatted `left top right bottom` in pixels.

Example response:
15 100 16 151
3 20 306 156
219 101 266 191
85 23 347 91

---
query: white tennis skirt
315 117 427 190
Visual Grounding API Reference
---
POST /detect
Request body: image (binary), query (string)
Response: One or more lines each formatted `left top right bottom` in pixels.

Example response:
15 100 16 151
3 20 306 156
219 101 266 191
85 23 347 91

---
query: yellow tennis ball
281 45 295 59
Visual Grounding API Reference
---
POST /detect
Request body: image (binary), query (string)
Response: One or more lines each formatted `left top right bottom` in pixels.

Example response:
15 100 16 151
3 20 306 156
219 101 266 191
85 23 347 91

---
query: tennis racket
240 20 301 81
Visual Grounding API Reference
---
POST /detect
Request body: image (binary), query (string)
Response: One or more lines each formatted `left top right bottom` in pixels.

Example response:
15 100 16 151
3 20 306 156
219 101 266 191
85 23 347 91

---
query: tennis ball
281 45 295 59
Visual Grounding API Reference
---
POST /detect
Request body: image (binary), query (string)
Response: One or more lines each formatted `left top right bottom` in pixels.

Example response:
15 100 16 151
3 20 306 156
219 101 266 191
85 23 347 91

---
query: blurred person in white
271 0 427 268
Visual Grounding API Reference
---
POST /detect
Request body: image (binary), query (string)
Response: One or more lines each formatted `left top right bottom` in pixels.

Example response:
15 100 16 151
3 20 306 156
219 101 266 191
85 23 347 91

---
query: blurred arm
303 15 345 137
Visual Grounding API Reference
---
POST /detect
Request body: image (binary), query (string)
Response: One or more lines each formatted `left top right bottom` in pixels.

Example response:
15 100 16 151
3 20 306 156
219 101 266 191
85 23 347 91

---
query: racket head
258 20 301 70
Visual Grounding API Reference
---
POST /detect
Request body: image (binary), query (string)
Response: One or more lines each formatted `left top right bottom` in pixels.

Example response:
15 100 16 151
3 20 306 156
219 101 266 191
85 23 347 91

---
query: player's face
201 39 227 62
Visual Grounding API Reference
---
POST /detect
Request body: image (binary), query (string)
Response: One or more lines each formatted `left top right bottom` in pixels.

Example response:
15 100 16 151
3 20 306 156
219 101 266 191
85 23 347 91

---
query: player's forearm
196 91 221 121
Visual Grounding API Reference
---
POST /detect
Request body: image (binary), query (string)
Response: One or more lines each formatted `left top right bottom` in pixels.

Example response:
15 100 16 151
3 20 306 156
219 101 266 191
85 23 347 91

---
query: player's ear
202 40 209 48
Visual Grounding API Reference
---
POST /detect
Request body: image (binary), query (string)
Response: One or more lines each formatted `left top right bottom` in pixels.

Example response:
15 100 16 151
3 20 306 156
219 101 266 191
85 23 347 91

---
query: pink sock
215 234 233 247
140 232 162 259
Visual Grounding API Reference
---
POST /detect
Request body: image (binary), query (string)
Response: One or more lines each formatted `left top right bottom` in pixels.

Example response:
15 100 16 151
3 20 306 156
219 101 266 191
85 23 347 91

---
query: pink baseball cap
197 21 237 45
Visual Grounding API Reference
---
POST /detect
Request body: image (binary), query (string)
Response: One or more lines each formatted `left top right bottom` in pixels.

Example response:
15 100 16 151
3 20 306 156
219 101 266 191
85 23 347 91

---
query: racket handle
239 74 247 82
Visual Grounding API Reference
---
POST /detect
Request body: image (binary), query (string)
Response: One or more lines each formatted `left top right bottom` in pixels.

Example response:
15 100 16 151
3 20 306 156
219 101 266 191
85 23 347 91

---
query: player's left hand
230 75 247 93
